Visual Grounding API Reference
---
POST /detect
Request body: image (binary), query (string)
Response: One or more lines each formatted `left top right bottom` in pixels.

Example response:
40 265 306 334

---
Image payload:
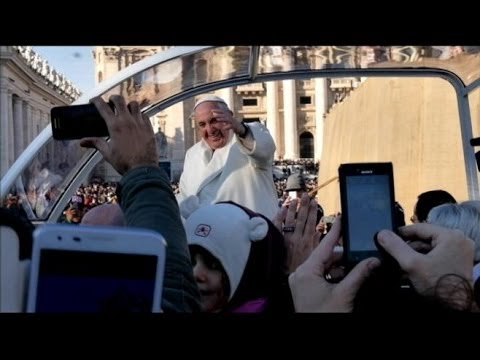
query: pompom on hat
180 196 268 300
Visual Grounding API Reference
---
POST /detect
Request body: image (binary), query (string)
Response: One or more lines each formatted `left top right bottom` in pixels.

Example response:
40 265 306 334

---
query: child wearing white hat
180 196 292 313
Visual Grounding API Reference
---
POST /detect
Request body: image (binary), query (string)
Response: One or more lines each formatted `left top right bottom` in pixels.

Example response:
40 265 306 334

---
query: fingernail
376 230 389 246
368 258 381 270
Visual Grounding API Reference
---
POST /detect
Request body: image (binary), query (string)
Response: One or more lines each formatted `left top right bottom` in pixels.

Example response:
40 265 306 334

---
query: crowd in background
273 159 319 174
3 159 320 224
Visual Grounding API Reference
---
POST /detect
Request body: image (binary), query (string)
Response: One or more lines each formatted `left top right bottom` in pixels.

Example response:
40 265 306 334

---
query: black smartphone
339 162 396 264
51 103 110 140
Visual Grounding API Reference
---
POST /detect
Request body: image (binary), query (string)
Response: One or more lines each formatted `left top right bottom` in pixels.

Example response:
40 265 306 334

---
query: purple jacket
231 298 268 313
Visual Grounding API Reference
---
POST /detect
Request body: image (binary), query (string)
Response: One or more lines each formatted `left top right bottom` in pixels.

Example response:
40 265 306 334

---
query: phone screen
345 174 393 251
35 249 158 312
288 191 297 199
339 163 395 264
51 104 109 140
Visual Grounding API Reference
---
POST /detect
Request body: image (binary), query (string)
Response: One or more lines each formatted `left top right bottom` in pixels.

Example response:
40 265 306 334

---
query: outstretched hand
79 96 159 175
288 216 380 312
211 109 244 136
273 194 321 273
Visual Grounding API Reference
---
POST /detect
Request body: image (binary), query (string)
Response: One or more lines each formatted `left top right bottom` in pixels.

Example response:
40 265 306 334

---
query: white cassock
177 122 279 220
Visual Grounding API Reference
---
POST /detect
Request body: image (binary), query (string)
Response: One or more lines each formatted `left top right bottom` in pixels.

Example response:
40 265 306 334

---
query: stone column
45 111 54 165
13 96 24 160
26 103 33 144
37 110 45 164
315 78 326 161
23 101 30 147
36 109 43 137
0 88 11 176
7 92 14 165
31 108 38 138
38 110 45 131
283 79 298 159
266 81 279 158
216 87 234 110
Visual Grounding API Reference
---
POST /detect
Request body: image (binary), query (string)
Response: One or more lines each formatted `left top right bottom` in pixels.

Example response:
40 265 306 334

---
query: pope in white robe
177 95 279 220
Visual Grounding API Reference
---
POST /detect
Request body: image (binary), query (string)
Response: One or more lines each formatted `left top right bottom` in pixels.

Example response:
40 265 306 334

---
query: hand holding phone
58 96 159 176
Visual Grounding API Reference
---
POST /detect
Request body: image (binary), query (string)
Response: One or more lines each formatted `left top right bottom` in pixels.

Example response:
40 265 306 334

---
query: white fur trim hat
181 198 268 300
193 95 229 111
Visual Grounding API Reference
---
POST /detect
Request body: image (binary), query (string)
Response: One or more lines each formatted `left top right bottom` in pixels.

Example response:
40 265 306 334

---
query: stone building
0 46 81 177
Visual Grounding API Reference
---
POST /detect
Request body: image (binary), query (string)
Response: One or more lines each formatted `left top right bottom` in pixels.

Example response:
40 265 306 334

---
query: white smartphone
27 224 166 313
288 191 297 199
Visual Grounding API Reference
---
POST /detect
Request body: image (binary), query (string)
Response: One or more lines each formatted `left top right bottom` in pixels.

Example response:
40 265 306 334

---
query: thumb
80 137 111 161
376 229 422 272
337 257 380 298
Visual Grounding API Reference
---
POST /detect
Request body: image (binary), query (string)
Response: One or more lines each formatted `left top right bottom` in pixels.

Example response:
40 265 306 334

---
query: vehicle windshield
2 45 480 223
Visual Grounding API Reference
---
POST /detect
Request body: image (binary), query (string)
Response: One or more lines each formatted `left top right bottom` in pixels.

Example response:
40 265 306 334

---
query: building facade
0 46 81 177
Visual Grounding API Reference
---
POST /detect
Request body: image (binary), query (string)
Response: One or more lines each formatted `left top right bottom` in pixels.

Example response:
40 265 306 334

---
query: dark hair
0 207 34 260
415 190 457 222
474 277 480 308
354 267 473 312
218 201 293 313
69 202 84 211
316 204 325 225
395 201 406 227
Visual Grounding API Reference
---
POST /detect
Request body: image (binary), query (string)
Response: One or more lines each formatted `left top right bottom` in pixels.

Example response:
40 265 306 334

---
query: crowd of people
5 176 319 225
2 93 480 314
274 176 317 201
4 171 318 213
273 159 319 175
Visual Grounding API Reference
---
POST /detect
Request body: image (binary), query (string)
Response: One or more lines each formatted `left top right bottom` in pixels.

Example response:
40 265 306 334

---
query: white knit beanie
180 196 268 300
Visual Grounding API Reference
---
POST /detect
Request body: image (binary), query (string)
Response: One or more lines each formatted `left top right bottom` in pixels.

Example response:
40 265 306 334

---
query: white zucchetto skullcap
193 95 229 110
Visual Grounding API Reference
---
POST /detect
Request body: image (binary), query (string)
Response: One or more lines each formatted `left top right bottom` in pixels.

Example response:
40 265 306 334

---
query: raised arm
236 122 276 168
81 95 200 312
211 108 275 167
